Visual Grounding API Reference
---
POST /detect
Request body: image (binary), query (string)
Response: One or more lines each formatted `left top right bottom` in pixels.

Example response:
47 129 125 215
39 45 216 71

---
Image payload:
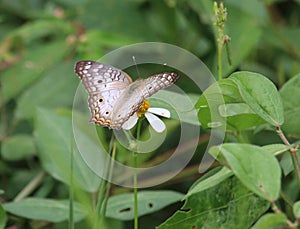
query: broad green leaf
16 62 78 119
210 143 281 200
196 80 226 129
184 167 233 199
196 79 266 130
3 198 87 223
106 191 183 220
0 204 6 229
34 108 101 192
1 41 71 103
230 71 284 126
293 201 300 218
157 177 269 229
279 151 298 176
1 134 36 161
280 73 300 134
266 145 298 177
251 213 287 229
261 144 291 156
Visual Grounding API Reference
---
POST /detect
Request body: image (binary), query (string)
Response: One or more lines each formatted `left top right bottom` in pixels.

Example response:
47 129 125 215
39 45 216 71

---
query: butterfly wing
112 72 179 126
75 60 132 127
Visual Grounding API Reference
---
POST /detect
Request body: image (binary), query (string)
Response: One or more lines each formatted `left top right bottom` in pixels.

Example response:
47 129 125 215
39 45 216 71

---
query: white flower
122 100 170 133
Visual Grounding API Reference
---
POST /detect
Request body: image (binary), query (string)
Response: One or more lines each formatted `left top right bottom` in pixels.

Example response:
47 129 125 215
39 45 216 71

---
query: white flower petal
122 113 138 130
148 107 170 118
145 112 166 133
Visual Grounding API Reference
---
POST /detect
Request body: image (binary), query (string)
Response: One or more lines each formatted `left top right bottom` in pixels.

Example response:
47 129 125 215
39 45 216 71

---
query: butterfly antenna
132 56 141 78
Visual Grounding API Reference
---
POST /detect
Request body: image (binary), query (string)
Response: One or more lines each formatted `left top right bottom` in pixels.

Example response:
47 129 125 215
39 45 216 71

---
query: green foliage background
1 0 300 228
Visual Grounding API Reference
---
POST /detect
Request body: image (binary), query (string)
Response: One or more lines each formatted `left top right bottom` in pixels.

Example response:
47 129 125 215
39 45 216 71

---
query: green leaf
16 62 78 119
230 71 284 126
106 191 183 220
264 144 297 177
1 134 36 161
210 143 281 200
251 213 287 229
195 80 227 129
1 41 72 103
261 144 291 156
0 204 6 229
279 151 297 176
293 201 300 218
34 108 101 192
196 78 266 130
280 73 300 134
184 167 233 199
3 198 87 223
157 177 269 229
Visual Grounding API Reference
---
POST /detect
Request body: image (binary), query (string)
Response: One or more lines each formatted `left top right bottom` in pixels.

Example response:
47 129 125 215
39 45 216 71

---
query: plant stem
69 136 74 229
93 134 115 229
276 126 300 186
101 141 117 216
217 40 223 81
213 2 228 81
133 120 142 229
271 200 297 228
14 171 45 201
133 152 138 229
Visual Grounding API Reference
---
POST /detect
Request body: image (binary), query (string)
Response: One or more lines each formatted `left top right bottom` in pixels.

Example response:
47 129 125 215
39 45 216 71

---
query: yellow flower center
137 100 150 118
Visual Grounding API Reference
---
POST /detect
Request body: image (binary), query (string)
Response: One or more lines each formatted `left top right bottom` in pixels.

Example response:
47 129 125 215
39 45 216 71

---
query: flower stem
133 120 142 229
213 1 229 80
133 152 138 229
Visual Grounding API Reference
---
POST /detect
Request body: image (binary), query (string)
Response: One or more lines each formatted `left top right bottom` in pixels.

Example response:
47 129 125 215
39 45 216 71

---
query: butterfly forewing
112 72 179 125
141 72 179 97
75 61 132 93
75 60 132 127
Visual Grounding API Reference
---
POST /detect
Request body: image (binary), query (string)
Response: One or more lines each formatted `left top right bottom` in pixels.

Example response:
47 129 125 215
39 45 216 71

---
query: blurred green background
1 0 300 228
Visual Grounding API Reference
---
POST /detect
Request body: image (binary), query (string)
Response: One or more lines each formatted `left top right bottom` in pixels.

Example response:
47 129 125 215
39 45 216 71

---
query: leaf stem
276 126 300 186
271 200 297 228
